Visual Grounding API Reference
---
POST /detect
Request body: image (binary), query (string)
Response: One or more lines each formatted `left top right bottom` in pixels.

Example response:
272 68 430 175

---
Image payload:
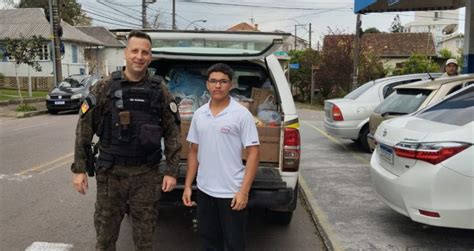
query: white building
404 10 459 54
439 33 464 57
76 26 126 76
0 8 102 90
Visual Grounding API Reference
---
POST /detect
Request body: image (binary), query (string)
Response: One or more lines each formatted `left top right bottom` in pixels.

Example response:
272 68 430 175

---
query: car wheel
48 110 58 114
359 125 370 153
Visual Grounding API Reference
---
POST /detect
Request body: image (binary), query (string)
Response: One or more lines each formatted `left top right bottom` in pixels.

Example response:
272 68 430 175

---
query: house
0 8 102 90
323 32 437 71
226 22 260 32
273 29 309 52
404 10 459 53
76 26 126 76
438 32 464 57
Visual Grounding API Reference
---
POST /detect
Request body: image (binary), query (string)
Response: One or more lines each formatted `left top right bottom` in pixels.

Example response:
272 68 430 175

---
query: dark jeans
197 190 248 251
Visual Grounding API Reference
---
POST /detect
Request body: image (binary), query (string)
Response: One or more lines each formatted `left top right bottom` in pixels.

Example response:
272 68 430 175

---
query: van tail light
419 209 440 218
394 142 470 165
332 105 344 121
282 128 300 172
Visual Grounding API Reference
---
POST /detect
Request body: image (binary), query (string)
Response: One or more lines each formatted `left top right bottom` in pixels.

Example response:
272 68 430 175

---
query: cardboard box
249 88 274 115
180 120 191 159
180 121 280 163
242 126 280 163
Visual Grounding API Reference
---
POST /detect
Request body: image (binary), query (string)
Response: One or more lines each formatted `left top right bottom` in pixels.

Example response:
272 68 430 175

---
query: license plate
54 101 65 105
379 143 394 165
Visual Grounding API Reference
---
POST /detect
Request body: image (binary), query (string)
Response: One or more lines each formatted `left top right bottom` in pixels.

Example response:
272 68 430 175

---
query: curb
0 97 46 106
16 109 48 118
298 174 342 251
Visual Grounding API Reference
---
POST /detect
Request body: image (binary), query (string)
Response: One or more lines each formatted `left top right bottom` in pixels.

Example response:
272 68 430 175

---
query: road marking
16 153 74 176
301 120 370 165
299 174 343 251
26 242 73 251
39 158 74 174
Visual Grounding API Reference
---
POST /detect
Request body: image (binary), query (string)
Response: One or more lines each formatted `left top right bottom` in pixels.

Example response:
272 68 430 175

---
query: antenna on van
427 72 434 81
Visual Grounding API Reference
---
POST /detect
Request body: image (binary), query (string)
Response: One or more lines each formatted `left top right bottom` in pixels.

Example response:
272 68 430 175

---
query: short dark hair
127 30 152 44
207 63 234 80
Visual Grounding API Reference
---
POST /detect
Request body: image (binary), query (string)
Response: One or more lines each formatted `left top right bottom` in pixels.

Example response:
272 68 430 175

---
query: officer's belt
99 151 161 167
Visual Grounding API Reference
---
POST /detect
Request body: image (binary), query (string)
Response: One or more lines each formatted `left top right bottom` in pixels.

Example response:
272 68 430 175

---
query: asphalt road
297 108 474 250
0 112 324 251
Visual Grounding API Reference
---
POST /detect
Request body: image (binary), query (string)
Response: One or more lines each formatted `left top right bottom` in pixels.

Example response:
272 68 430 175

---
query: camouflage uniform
72 71 181 251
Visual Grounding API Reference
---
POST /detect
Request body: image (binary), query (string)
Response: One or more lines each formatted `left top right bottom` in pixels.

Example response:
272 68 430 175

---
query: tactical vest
97 71 165 168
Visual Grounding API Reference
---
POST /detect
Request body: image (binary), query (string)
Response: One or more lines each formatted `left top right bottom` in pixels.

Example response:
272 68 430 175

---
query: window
416 87 474 126
375 89 432 115
446 84 462 96
72 44 78 63
38 44 49 61
382 79 421 98
344 80 374 100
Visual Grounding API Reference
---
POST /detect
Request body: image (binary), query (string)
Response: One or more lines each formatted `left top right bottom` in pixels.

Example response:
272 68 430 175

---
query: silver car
324 73 441 152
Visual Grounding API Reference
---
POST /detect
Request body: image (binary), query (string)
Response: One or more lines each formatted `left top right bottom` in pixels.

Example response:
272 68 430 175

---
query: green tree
364 27 381 34
389 15 404 33
17 0 90 25
439 48 454 59
288 49 320 102
394 54 439 75
4 35 47 103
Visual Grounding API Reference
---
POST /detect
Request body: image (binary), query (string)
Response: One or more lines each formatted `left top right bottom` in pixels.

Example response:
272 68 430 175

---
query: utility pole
309 23 312 50
294 25 297 50
48 0 62 85
352 14 362 91
172 0 177 30
142 0 147 28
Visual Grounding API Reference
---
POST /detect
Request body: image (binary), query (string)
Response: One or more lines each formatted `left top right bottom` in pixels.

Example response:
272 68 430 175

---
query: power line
82 8 142 27
183 1 352 11
96 1 143 22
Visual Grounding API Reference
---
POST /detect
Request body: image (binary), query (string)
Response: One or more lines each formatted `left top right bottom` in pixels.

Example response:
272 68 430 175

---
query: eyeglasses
208 79 231 86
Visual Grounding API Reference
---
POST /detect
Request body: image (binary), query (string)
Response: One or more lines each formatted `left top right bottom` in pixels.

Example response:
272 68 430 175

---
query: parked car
146 30 300 224
370 85 474 229
46 74 101 114
324 73 441 152
367 74 474 151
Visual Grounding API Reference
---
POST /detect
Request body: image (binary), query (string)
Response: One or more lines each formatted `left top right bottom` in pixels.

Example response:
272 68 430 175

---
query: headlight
71 93 83 99
46 94 50 99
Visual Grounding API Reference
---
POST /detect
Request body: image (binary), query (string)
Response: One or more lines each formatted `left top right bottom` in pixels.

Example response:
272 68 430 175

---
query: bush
16 103 37 112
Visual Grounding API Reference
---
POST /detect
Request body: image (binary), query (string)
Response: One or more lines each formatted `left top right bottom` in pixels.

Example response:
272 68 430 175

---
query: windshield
374 89 432 115
59 76 88 88
416 87 474 126
344 80 374 99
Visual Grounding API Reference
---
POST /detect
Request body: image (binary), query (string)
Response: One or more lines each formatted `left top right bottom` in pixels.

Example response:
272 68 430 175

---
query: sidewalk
0 99 48 118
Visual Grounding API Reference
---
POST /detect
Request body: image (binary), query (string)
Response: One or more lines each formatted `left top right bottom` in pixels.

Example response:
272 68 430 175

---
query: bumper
159 187 294 209
324 119 361 140
46 99 81 111
370 151 474 229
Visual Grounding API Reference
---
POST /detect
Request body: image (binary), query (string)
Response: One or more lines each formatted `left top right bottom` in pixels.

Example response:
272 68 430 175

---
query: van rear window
374 89 432 115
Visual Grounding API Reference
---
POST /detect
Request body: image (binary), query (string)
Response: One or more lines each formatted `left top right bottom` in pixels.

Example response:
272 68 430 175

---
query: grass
16 103 37 112
0 88 49 101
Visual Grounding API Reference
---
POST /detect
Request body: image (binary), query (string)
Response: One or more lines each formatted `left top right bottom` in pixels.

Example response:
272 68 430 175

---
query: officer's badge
80 94 97 117
81 101 90 114
169 101 178 113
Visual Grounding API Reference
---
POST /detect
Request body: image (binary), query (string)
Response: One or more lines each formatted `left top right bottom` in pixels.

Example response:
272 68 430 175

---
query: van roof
394 74 474 90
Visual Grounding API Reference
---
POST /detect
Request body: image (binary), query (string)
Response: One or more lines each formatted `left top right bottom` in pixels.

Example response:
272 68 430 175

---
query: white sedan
370 85 474 229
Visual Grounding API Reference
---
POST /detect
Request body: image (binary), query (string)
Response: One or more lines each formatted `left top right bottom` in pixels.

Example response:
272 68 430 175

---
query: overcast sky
3 0 466 46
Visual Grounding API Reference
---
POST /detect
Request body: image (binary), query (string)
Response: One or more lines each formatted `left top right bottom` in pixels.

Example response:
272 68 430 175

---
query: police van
132 30 300 224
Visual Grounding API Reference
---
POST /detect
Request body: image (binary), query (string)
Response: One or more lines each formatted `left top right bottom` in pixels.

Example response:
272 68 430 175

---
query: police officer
72 30 181 251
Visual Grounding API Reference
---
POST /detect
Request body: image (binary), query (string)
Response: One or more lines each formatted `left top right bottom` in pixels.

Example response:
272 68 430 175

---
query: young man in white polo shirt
182 63 260 250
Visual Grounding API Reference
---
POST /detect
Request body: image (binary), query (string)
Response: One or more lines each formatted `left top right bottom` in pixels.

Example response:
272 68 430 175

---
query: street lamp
185 19 207 30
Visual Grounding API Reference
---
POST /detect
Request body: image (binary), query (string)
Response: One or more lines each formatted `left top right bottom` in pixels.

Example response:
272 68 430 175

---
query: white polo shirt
187 98 260 198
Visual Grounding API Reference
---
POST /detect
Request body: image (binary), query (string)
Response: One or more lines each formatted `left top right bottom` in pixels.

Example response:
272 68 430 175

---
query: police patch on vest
81 101 89 114
169 101 178 113
80 94 97 116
